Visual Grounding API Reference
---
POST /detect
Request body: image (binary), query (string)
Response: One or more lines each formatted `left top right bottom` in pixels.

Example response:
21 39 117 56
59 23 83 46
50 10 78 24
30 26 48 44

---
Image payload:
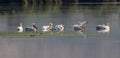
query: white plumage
96 23 110 32
42 25 50 32
55 24 64 32
17 23 23 32
73 21 88 32
25 23 38 32
42 23 65 33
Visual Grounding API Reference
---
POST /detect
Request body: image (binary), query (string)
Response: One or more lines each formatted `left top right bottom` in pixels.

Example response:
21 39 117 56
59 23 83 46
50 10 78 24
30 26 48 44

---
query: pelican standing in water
42 25 50 32
55 24 65 33
96 22 110 32
42 22 65 33
25 23 38 32
42 22 54 32
73 21 88 32
17 23 23 32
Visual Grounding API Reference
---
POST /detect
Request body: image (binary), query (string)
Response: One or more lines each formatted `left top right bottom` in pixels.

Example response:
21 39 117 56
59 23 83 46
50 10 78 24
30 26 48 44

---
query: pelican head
20 23 23 26
32 23 35 25
61 24 64 27
106 22 110 26
48 22 54 30
49 22 54 26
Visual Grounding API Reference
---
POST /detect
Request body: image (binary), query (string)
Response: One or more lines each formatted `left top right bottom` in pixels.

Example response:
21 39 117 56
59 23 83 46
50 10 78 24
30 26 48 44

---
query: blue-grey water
0 4 120 58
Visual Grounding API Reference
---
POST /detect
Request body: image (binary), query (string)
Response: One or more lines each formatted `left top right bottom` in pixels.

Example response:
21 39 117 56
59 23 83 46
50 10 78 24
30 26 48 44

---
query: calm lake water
0 4 120 58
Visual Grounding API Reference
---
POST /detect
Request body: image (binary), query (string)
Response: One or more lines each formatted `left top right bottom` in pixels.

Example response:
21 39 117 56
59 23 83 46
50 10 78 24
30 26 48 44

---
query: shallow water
0 37 120 58
0 4 120 58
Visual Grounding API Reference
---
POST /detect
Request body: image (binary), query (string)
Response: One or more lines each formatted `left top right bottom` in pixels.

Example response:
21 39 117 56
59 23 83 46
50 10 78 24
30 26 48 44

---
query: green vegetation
0 0 120 17
0 0 119 6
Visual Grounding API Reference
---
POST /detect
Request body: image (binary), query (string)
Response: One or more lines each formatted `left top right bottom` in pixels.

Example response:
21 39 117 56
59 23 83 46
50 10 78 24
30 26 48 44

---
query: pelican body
96 23 110 32
42 26 50 32
73 25 85 32
42 23 64 33
55 24 65 32
17 23 23 32
25 23 38 32
73 21 88 32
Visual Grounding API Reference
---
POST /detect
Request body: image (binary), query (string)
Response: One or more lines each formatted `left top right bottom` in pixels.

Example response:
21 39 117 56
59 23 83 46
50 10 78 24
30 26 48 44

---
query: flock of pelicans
17 21 110 33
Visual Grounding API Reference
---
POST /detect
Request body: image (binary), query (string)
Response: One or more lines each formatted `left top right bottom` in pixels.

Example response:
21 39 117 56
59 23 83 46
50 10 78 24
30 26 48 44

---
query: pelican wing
25 27 34 32
79 21 88 26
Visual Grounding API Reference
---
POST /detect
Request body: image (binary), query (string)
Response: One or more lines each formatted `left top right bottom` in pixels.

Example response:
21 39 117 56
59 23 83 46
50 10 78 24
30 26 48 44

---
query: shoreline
0 32 83 38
